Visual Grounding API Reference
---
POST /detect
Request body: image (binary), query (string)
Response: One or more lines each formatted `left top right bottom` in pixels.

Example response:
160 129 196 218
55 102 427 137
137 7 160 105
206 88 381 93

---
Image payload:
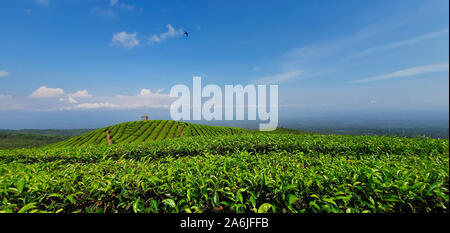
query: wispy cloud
0 94 12 99
109 0 118 6
73 102 119 110
255 23 449 86
253 66 262 72
111 32 139 48
91 7 116 18
92 0 136 18
353 28 450 58
148 24 184 44
0 70 8 78
109 0 135 11
252 70 303 84
252 3 449 87
117 3 135 11
255 27 362 84
35 0 49 7
0 94 19 111
352 62 449 83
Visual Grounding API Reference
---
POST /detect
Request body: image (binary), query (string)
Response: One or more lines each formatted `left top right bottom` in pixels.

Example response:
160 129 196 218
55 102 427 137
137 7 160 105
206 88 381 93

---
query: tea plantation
51 120 248 147
0 121 448 213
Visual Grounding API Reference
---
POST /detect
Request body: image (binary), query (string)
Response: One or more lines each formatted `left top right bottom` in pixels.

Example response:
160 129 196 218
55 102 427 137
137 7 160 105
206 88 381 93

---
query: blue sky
0 0 448 129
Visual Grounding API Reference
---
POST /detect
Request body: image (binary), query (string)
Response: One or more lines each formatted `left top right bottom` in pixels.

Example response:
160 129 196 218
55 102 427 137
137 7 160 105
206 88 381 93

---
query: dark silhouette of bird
184 31 189 37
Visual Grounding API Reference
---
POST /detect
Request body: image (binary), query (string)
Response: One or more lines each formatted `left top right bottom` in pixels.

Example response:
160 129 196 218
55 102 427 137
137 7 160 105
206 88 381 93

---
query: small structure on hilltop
141 114 149 121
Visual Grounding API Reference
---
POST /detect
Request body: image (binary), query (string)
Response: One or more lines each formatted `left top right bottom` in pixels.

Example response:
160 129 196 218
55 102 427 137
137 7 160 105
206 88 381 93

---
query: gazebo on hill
141 114 149 121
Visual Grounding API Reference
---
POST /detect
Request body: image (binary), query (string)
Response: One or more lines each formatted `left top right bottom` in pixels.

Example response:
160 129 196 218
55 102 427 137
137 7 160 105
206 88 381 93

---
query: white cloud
4 87 175 112
110 24 182 48
112 31 139 48
148 24 184 44
30 86 91 100
252 70 304 84
35 0 49 7
253 66 262 72
0 94 12 99
73 102 119 110
59 90 92 104
1 87 96 111
30 86 65 98
0 94 21 111
0 70 8 78
70 90 92 98
138 88 163 97
60 96 79 104
64 89 173 110
352 62 450 83
113 89 174 109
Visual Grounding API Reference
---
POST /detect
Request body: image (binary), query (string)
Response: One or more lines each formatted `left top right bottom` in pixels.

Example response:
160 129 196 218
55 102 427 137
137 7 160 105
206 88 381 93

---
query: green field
0 129 92 149
0 133 69 149
0 121 448 213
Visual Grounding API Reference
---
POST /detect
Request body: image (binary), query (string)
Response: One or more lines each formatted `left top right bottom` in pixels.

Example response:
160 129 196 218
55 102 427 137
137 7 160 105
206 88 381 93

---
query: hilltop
51 120 249 147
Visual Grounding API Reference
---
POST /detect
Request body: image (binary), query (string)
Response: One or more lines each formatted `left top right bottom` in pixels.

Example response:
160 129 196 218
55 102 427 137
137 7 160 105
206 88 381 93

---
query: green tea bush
0 133 448 213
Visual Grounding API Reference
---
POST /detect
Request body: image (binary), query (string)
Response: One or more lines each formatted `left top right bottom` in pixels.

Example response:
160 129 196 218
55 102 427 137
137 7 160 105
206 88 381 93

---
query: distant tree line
0 129 93 149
